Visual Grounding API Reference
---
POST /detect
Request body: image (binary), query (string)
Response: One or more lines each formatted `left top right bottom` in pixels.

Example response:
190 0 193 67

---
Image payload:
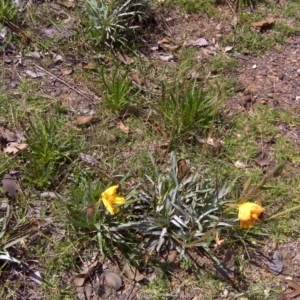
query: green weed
100 67 137 113
83 0 152 47
23 116 81 189
0 0 17 23
158 80 219 141
171 0 218 15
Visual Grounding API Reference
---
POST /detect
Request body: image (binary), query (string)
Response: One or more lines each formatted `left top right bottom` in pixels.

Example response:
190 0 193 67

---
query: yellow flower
100 185 125 215
238 202 265 228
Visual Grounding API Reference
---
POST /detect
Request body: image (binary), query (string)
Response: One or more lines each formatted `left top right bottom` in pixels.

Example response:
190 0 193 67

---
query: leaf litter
2 173 20 200
1 1 300 298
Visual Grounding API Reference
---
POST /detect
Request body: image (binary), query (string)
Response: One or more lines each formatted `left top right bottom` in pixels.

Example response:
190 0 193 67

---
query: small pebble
267 93 273 98
278 73 284 80
297 69 300 75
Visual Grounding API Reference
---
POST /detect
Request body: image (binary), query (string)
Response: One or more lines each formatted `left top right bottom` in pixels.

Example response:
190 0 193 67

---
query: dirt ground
1 1 300 299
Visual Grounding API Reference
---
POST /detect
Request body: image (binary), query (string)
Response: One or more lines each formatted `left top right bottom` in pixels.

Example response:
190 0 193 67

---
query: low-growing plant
158 81 219 141
132 153 234 258
83 0 151 47
101 67 137 112
23 116 80 189
66 180 144 261
0 0 18 23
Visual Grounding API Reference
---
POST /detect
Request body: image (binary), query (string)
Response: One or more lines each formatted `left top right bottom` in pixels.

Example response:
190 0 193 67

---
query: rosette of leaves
83 0 151 47
133 153 234 257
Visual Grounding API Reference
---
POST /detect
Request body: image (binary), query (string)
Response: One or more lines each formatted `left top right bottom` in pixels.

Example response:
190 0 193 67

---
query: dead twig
32 63 94 102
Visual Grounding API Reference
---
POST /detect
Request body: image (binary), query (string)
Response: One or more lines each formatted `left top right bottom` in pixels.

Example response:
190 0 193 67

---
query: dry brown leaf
74 261 99 287
130 72 143 85
2 173 20 200
177 158 191 183
4 143 28 154
254 150 273 167
157 37 172 45
124 265 144 282
159 54 175 61
160 44 180 51
83 61 97 70
157 37 179 51
117 120 130 134
75 115 94 125
78 152 97 165
283 280 300 298
57 0 76 8
186 69 200 79
218 248 235 280
60 66 74 75
104 272 122 290
98 285 111 299
117 52 134 65
251 17 275 30
234 160 247 169
2 130 17 143
184 38 209 47
224 46 234 53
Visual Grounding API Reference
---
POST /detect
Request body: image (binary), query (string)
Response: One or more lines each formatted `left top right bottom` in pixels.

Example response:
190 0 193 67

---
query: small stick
32 63 93 102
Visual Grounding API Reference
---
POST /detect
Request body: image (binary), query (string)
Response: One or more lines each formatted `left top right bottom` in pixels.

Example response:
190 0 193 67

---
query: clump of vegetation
83 0 153 47
0 0 17 23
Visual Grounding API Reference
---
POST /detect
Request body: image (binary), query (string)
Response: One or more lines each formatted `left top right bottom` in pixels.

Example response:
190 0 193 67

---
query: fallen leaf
78 153 98 165
157 37 172 45
186 69 200 79
283 280 300 298
177 158 191 183
29 271 43 285
98 285 111 299
124 265 144 282
266 250 283 275
104 272 122 290
254 150 273 167
184 38 209 47
83 61 97 70
216 248 235 281
60 66 73 75
25 51 42 59
130 72 143 85
25 70 45 78
2 173 20 200
234 160 248 168
76 285 93 300
51 52 64 62
75 115 94 125
224 46 234 53
159 54 175 62
117 52 134 65
40 192 59 199
4 143 28 154
222 248 235 274
251 17 275 31
74 261 100 287
158 39 180 51
2 130 17 143
116 120 130 134
57 0 76 8
0 26 8 41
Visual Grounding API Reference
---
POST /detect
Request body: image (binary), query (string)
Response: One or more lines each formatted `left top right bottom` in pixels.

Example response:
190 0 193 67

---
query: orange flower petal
238 202 264 228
